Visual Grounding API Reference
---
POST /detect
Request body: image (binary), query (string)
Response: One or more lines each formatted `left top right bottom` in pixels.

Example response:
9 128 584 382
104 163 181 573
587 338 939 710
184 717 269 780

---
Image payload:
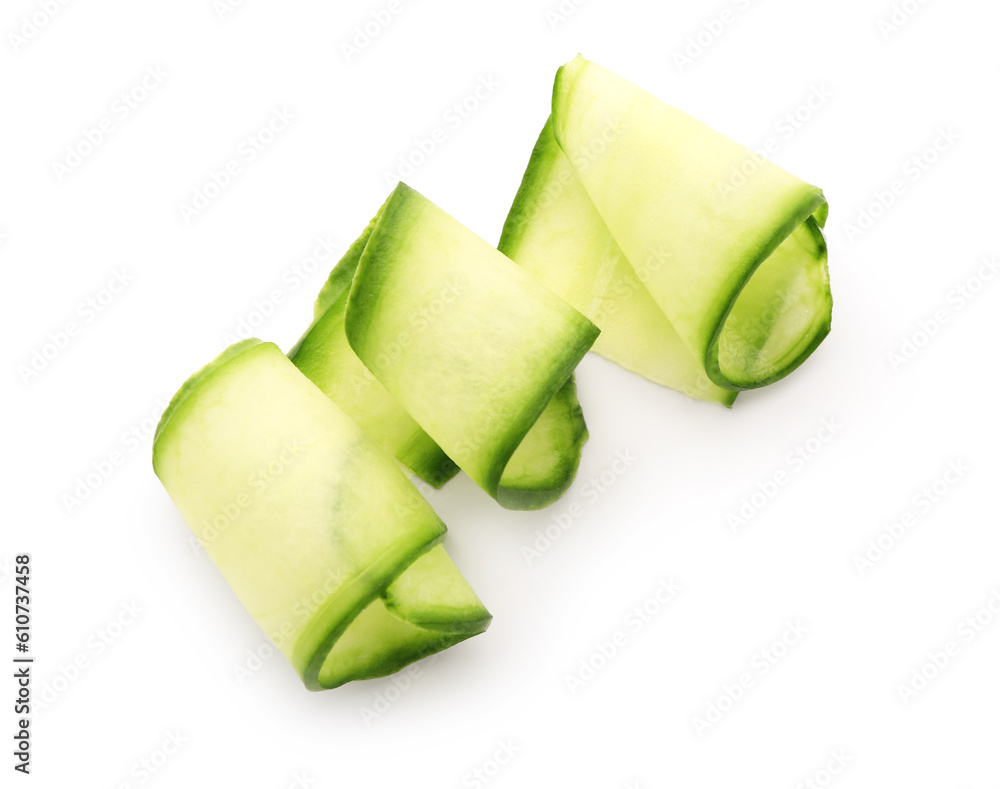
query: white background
4 0 1000 787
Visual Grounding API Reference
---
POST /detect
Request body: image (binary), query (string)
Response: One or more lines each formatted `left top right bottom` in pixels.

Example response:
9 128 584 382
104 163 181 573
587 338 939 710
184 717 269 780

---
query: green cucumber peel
153 341 490 691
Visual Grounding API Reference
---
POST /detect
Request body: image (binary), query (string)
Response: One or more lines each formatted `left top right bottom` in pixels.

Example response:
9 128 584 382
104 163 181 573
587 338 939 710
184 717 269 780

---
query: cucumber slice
345 183 600 510
502 55 831 395
499 118 737 406
153 340 490 690
291 205 590 499
289 220 459 488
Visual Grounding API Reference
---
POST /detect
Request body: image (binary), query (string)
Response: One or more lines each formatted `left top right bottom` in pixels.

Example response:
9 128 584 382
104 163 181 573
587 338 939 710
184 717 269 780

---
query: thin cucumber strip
290 236 458 487
153 340 490 690
499 117 737 406
546 55 831 391
291 210 589 496
345 183 600 510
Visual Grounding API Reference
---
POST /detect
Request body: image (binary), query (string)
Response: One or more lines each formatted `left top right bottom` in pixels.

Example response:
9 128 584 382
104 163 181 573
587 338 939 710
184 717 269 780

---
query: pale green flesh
499 118 736 405
153 341 490 690
516 55 832 393
344 183 600 510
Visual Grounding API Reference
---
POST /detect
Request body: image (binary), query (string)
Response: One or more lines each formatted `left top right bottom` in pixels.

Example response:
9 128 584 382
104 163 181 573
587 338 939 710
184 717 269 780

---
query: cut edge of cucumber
705 199 831 390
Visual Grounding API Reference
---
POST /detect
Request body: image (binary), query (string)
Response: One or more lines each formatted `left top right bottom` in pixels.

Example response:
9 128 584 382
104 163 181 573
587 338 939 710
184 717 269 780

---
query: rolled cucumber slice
345 183 600 510
500 118 737 406
502 55 831 396
291 200 592 501
153 339 490 690
289 212 459 488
